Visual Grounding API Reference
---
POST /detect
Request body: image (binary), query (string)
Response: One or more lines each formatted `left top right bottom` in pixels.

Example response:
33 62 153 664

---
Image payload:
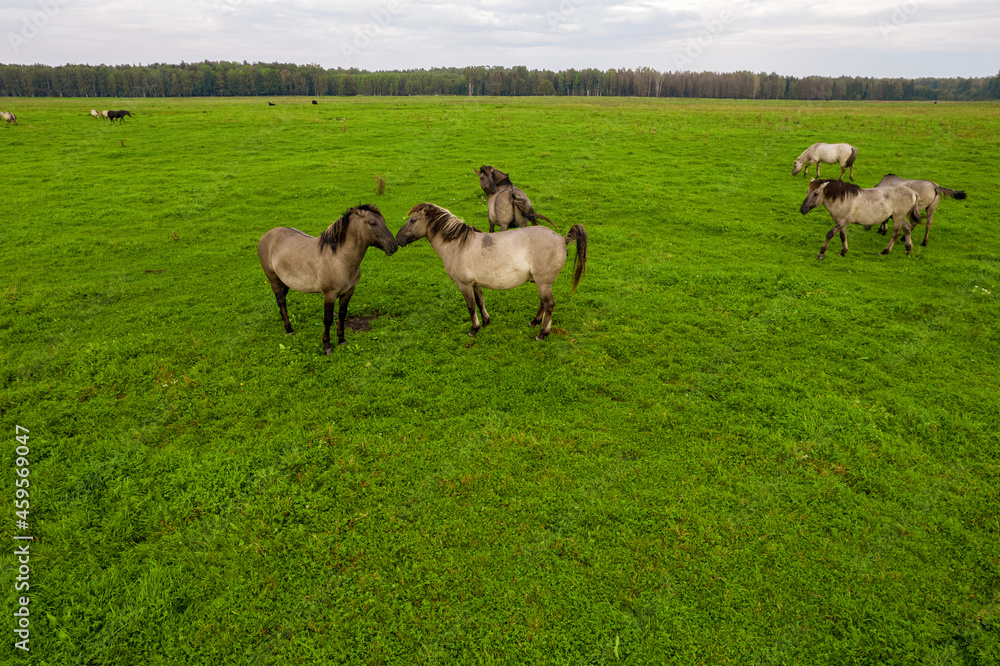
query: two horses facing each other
396 203 586 341
258 201 587 351
800 179 923 259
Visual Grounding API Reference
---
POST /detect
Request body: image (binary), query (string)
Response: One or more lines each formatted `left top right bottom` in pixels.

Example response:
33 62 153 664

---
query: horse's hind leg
532 284 556 341
267 278 294 334
922 201 938 246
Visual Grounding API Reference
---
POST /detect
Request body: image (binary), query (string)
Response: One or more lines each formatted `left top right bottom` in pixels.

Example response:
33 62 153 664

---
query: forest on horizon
2 61 999 101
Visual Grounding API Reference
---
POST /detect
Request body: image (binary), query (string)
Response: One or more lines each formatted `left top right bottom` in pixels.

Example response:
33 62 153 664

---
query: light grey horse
800 179 923 259
475 165 557 232
875 174 967 246
1 111 17 126
257 204 398 353
793 143 858 180
90 109 101 120
396 203 586 340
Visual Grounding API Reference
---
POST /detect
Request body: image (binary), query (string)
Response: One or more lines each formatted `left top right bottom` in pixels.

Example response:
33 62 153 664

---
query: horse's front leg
839 230 849 257
817 226 838 260
458 284 481 337
473 286 490 328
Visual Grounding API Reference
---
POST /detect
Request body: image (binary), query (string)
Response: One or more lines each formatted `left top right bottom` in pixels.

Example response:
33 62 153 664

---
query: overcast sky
3 0 997 79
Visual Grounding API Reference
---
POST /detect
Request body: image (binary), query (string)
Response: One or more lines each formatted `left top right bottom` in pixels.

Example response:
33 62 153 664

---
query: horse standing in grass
107 110 132 123
875 174 967 247
800 179 923 259
90 109 101 120
1 111 16 126
792 143 858 180
257 204 398 353
475 165 557 232
395 203 586 340
101 110 110 120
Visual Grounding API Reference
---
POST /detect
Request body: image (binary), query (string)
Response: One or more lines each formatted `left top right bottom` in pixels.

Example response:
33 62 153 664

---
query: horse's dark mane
813 178 862 201
319 204 383 254
409 203 479 245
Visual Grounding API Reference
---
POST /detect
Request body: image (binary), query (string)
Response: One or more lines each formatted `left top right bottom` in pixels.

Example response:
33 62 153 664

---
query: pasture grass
2 95 999 664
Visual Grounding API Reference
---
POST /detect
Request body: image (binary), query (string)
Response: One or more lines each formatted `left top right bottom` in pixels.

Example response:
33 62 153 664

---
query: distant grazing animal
268 102 276 106
874 174 967 246
800 179 922 259
90 109 101 120
475 165 557 232
257 204 398 354
312 100 318 105
107 110 132 123
101 110 110 120
793 143 858 180
395 203 586 340
1 111 16 126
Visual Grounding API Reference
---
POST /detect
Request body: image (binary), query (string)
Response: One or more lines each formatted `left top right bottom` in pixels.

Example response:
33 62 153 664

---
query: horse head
800 179 829 214
396 203 436 246
475 168 498 195
352 204 398 256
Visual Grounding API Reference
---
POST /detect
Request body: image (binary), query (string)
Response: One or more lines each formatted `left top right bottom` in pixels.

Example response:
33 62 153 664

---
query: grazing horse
396 203 586 340
101 110 110 120
875 174 967 246
90 109 101 120
793 143 858 180
800 179 923 259
107 110 132 123
475 165 557 232
257 204 398 353
1 111 16 126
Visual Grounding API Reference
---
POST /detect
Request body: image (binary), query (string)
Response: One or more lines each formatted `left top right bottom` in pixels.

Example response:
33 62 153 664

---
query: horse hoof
921 240 927 247
817 254 826 260
529 319 540 328
535 334 547 341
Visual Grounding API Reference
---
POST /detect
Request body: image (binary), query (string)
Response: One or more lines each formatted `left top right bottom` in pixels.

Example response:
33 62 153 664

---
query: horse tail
512 196 559 230
936 186 967 200
565 225 588 292
908 203 925 228
845 145 858 167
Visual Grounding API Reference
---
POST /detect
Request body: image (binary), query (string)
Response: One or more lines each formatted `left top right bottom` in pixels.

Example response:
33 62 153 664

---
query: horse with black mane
257 204 398 353
874 174 967 247
800 179 923 259
396 203 586 340
475 165 557 232
107 110 132 123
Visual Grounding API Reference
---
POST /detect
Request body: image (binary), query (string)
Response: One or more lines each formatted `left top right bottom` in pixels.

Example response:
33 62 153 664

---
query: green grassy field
2 95 999 664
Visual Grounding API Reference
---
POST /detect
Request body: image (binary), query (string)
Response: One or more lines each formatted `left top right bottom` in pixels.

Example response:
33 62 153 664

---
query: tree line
2 62 998 101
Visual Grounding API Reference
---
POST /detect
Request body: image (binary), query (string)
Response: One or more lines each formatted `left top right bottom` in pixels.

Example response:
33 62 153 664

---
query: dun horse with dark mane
257 204 398 353
396 203 586 340
475 165 556 232
800 179 923 259
875 174 967 247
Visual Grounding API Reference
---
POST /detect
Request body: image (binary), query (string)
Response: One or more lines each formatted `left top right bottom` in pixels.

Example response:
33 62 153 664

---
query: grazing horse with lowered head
793 143 858 180
257 204 398 353
475 165 557 232
875 174 967 246
396 203 586 340
107 110 132 123
800 179 923 259
101 110 110 120
90 109 101 120
1 111 16 126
